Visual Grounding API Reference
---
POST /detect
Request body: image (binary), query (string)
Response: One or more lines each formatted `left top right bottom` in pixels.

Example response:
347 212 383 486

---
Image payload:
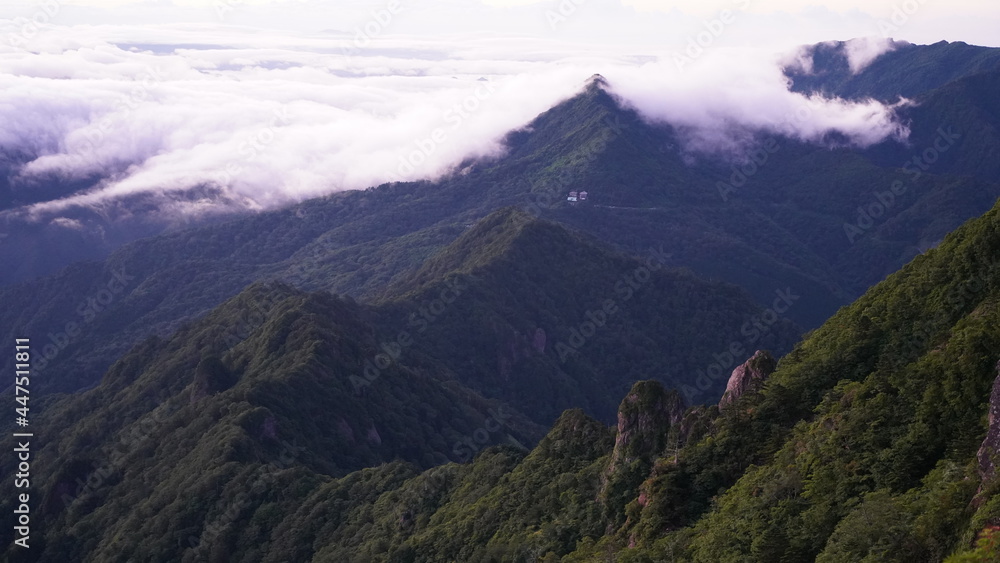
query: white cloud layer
842 36 900 73
0 24 912 223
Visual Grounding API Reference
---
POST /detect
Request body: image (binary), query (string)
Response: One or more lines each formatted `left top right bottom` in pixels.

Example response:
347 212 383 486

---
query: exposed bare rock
497 326 548 381
977 360 1000 485
336 417 356 444
532 327 547 353
366 424 382 446
608 381 685 474
719 350 777 409
600 380 685 526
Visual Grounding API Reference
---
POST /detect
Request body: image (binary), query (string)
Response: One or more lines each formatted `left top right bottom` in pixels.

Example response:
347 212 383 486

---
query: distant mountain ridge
9 189 1000 559
785 39 1000 102
372 207 801 423
0 208 801 560
4 38 1000 562
4 40 1000 401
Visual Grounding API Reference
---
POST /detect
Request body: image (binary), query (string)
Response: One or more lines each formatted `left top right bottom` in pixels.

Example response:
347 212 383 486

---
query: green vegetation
3 40 1000 562
7 42 1000 396
787 40 1000 102
622 193 1000 561
0 208 803 561
374 207 800 424
6 197 1000 561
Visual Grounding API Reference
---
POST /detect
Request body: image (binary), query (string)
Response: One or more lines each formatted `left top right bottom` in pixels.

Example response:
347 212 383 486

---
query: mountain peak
377 207 537 297
786 39 1000 101
718 350 777 409
585 73 610 90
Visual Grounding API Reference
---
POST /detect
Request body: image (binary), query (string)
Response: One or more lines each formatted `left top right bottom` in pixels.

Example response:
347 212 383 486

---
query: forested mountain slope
6 194 1000 562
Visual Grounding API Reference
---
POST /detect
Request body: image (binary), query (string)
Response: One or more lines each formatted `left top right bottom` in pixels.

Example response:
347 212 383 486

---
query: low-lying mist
0 28 907 228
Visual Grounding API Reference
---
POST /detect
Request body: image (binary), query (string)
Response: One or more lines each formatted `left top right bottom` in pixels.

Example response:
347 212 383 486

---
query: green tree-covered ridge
0 208 803 560
6 41 1000 398
4 195 1000 561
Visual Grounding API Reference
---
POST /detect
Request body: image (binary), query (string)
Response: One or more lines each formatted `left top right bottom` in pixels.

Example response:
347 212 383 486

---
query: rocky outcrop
608 381 686 473
600 381 685 526
497 326 547 381
532 328 547 353
366 424 382 446
719 350 777 409
977 360 1000 486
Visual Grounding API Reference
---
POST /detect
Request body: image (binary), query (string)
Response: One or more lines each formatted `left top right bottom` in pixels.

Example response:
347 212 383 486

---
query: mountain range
7 40 1000 402
3 39 1000 561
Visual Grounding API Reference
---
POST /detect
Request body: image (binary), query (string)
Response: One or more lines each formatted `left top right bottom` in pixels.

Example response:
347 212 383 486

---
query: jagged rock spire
719 350 777 409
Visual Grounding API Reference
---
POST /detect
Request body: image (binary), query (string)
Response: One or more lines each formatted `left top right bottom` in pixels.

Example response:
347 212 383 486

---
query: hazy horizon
0 0 995 224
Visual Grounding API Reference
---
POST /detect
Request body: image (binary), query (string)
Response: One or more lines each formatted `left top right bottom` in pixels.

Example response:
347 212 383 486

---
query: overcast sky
1 0 997 48
0 0 995 224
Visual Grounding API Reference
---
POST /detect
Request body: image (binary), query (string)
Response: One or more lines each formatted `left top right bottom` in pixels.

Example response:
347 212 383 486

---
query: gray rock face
977 360 1000 484
719 350 777 409
607 380 685 476
600 380 685 527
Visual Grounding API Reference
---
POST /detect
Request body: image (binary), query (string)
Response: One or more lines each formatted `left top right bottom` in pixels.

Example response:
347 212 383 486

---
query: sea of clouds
0 22 906 225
